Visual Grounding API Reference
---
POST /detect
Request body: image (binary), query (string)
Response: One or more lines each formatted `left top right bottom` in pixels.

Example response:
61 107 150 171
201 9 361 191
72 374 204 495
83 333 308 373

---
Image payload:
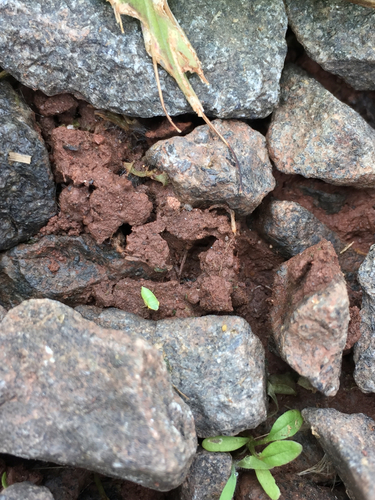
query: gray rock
0 0 287 119
172 448 232 500
0 234 159 309
271 240 350 396
0 305 7 323
145 120 275 216
0 81 56 251
0 483 54 500
302 408 375 500
76 306 268 437
267 65 375 188
285 0 375 90
354 245 375 393
0 299 197 491
255 200 342 258
254 199 364 290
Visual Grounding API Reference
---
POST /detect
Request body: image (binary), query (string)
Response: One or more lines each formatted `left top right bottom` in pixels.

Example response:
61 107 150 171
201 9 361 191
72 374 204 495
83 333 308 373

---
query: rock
254 199 364 290
76 306 268 437
267 65 375 188
302 408 375 500
0 81 56 251
0 0 287 119
0 299 197 491
0 483 54 500
354 246 375 392
0 305 7 322
145 120 275 215
0 235 162 310
271 239 350 396
235 470 348 500
172 447 232 500
255 200 342 258
285 0 375 91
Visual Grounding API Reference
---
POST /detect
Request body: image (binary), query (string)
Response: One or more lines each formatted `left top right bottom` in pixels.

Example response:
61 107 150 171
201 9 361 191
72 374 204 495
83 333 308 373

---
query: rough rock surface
0 80 56 251
145 120 275 215
0 0 287 119
267 65 375 188
0 235 162 310
0 305 7 323
76 306 268 437
255 200 342 258
271 239 350 396
302 408 375 500
354 245 375 392
254 199 364 291
172 448 232 500
285 0 375 90
0 299 197 491
0 483 54 500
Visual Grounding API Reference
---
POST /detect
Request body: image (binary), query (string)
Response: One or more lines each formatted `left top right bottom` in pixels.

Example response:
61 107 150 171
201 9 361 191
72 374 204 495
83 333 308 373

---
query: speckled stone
0 299 197 491
145 120 275 216
0 81 56 251
0 483 54 500
172 447 232 500
354 245 375 393
302 408 375 500
76 305 268 437
0 0 287 119
255 200 342 258
285 0 375 90
0 234 161 309
267 65 375 188
271 240 350 396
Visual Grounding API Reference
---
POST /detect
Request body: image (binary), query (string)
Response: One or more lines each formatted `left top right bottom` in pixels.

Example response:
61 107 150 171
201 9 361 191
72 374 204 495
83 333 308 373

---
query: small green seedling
141 286 159 310
202 410 303 500
1 471 8 489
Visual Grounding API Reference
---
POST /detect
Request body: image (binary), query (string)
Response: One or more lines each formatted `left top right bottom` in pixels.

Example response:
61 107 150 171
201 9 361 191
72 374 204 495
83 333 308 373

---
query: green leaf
141 286 159 310
202 436 249 453
1 472 8 489
237 455 273 470
220 467 237 500
255 469 280 500
268 373 297 395
259 441 303 467
267 382 279 412
259 410 303 445
297 376 317 393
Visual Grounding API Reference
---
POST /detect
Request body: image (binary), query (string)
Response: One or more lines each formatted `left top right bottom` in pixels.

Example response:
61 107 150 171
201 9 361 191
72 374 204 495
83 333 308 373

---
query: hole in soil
119 223 132 238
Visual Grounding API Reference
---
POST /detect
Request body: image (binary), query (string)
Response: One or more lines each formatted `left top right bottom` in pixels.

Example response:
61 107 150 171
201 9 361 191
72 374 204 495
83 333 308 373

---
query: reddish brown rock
271 239 350 396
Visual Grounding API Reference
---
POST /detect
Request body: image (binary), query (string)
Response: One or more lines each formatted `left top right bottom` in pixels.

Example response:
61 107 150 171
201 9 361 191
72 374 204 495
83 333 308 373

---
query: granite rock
255 200 342 258
0 0 287 119
271 240 350 396
0 234 161 309
302 408 375 500
76 305 268 437
0 483 54 500
172 448 232 500
0 299 197 491
0 81 56 251
285 0 375 90
354 245 375 392
145 120 275 216
267 65 375 188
